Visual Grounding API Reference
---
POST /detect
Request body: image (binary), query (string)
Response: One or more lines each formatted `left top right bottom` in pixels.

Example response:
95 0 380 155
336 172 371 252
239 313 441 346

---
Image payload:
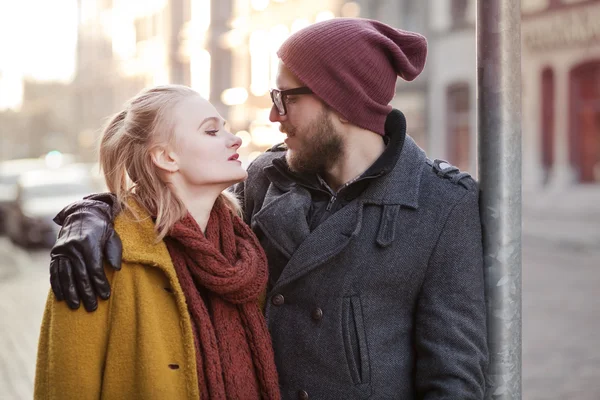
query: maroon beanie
277 18 427 136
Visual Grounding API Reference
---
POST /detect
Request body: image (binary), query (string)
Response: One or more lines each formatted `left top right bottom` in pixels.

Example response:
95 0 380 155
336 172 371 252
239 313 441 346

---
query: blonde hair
99 84 242 241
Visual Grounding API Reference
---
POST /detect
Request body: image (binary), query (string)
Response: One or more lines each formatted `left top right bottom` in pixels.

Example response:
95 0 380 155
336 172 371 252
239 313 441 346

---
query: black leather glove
50 193 122 312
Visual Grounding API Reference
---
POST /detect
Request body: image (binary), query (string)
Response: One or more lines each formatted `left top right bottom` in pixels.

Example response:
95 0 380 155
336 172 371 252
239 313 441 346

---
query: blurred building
73 0 142 163
74 0 195 161
426 0 600 187
3 0 597 188
427 0 600 188
521 0 600 187
0 80 74 160
73 0 246 161
427 0 477 173
0 109 25 162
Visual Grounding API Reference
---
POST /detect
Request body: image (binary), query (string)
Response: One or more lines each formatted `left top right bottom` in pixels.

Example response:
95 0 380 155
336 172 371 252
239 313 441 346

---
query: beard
284 109 344 175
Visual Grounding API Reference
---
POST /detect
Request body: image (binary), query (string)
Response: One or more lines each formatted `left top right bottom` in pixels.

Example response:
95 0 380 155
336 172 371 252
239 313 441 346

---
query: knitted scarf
165 198 280 400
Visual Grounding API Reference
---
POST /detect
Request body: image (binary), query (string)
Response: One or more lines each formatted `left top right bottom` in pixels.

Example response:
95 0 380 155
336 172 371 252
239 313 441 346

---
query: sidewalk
522 185 600 249
0 239 49 400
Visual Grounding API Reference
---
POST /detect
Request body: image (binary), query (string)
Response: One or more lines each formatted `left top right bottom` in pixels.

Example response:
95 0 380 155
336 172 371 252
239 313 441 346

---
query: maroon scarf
165 198 280 400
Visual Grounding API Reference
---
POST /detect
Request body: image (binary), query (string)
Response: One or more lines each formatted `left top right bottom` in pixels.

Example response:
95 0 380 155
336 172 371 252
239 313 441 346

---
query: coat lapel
272 199 364 289
251 181 313 260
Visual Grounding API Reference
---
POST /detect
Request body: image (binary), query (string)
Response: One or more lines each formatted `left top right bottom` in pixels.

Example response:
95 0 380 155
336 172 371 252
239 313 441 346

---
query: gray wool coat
233 114 488 399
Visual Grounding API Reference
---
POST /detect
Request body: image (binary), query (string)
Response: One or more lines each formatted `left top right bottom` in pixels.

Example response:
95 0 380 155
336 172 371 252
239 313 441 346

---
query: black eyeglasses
269 87 313 116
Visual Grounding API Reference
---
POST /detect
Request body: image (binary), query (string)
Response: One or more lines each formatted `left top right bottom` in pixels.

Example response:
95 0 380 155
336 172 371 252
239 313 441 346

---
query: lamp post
477 0 523 398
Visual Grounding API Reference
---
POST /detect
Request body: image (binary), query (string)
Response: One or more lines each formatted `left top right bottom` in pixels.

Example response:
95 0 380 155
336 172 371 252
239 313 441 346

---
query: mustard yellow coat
34 201 200 400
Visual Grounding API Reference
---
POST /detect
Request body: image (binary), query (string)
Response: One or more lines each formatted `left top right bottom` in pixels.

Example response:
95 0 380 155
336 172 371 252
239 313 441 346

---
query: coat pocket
342 295 371 385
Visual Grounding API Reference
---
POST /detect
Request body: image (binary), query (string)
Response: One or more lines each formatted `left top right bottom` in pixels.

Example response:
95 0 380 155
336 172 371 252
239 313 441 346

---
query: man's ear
150 146 179 173
331 111 350 133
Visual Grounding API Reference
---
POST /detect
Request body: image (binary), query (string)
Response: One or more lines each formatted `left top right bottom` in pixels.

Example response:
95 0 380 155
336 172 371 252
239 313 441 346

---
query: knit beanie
277 18 427 135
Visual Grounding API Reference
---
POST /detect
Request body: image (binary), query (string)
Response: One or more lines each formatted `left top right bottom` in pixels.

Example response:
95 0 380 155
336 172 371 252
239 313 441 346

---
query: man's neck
322 128 386 192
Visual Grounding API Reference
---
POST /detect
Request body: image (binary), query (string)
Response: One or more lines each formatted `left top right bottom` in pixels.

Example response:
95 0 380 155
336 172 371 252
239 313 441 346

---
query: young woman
34 85 280 400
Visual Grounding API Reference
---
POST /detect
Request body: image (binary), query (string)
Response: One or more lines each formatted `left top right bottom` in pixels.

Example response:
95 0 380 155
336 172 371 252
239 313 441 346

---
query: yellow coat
34 200 200 400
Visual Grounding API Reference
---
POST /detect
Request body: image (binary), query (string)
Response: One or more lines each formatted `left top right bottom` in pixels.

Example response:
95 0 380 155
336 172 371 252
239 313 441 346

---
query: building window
446 83 471 171
450 0 469 28
569 60 600 183
541 67 555 184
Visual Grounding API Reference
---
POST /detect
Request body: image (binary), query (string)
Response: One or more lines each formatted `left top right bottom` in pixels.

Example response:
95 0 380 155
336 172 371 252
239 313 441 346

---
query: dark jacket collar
361 108 407 179
358 134 425 208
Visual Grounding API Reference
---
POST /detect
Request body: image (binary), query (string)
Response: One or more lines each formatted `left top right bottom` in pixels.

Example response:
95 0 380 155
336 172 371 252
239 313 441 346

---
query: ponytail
99 110 129 197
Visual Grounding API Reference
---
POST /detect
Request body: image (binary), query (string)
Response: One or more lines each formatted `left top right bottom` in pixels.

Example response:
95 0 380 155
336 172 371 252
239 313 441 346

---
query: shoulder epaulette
426 159 476 190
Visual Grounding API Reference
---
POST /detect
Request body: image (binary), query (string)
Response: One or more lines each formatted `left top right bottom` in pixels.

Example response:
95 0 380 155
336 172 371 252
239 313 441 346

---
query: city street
0 238 49 399
0 218 598 399
522 237 600 399
1 0 599 397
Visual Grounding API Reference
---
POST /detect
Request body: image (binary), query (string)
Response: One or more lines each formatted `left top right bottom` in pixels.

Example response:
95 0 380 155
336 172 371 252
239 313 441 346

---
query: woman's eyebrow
198 116 222 129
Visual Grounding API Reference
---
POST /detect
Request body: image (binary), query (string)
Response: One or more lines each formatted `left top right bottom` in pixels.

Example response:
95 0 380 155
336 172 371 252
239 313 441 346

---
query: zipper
326 195 337 211
321 172 386 212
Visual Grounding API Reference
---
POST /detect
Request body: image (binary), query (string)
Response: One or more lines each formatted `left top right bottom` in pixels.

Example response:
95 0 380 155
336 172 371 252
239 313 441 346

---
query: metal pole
477 0 522 399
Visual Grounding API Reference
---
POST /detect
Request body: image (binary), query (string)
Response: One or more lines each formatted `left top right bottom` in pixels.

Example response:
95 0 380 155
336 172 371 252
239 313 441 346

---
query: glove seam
54 204 113 226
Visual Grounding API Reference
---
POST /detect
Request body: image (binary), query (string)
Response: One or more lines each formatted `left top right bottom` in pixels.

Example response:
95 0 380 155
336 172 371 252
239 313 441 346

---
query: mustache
279 124 295 136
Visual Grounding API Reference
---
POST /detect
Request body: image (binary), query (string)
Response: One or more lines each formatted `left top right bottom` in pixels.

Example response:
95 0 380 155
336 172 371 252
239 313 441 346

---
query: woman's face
167 95 247 189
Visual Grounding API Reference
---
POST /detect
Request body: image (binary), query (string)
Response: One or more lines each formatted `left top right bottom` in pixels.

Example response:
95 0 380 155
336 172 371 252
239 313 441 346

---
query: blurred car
0 158 48 233
0 153 77 234
4 167 95 247
79 162 107 193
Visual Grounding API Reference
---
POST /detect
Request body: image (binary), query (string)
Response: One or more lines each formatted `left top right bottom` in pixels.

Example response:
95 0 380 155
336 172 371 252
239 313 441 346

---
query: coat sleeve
34 267 114 400
414 189 488 399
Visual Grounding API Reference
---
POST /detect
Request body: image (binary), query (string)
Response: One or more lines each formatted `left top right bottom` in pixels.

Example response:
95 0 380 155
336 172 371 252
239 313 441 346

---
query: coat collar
357 134 425 208
113 198 175 271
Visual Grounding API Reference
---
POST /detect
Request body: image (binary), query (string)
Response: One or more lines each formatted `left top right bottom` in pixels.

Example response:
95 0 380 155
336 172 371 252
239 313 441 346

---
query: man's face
270 61 344 174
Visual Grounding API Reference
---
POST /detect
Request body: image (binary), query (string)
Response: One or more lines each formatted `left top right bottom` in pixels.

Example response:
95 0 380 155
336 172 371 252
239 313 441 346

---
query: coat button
271 294 285 306
311 308 323 321
298 390 309 400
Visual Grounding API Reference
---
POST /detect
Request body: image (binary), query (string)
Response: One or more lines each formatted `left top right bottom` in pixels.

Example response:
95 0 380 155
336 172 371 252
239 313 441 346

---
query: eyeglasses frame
269 87 314 116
